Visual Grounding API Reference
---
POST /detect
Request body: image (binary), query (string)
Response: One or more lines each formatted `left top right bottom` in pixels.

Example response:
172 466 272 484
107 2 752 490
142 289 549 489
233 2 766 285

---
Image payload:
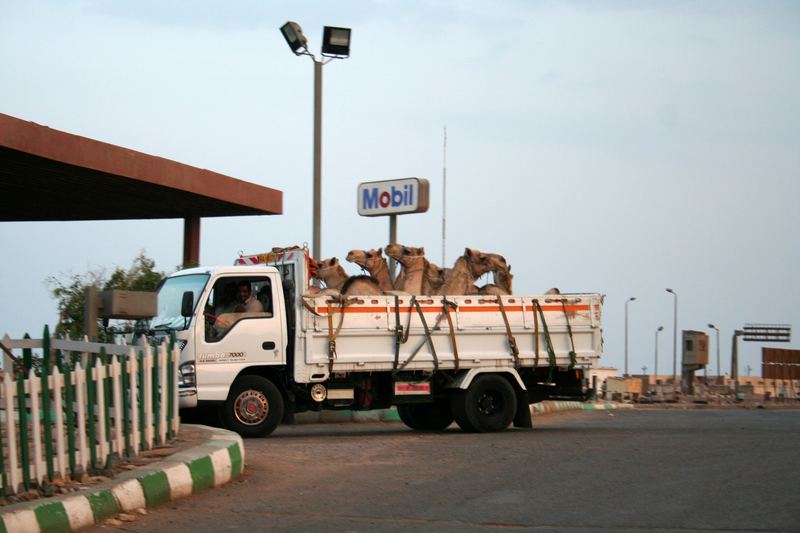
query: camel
315 257 349 290
385 243 443 295
426 262 445 293
478 266 514 295
345 248 394 292
314 257 385 296
440 248 507 295
385 243 425 290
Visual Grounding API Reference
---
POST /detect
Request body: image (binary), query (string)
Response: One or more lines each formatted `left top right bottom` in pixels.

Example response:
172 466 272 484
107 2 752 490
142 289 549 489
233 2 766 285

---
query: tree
46 251 166 340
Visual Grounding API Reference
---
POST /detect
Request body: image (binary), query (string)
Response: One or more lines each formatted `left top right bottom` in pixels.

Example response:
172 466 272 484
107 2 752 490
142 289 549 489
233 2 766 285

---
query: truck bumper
179 387 198 409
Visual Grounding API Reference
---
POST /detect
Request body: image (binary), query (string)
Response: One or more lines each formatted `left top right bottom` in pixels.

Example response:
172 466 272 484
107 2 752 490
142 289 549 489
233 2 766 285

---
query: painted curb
530 400 634 415
291 400 632 425
0 425 244 533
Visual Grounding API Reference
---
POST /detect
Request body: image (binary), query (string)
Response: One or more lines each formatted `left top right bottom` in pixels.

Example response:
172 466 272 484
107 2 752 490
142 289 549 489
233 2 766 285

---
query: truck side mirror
181 291 194 318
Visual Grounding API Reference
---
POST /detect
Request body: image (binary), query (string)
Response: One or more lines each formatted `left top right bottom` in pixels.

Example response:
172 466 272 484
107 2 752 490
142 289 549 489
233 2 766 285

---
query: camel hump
341 274 382 294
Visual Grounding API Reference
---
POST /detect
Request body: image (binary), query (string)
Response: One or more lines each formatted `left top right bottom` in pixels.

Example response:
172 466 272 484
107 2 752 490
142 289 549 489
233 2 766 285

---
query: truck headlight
179 361 196 387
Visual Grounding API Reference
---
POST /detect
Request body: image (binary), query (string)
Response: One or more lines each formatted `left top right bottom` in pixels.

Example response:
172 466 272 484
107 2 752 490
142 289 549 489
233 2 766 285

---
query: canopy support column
183 215 200 268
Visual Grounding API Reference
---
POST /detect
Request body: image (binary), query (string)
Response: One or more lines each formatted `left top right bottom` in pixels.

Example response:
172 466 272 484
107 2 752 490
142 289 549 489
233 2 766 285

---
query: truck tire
397 400 454 431
451 374 517 433
223 375 284 438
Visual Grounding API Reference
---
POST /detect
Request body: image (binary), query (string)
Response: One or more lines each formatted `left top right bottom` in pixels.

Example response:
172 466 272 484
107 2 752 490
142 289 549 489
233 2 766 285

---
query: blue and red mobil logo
357 178 430 217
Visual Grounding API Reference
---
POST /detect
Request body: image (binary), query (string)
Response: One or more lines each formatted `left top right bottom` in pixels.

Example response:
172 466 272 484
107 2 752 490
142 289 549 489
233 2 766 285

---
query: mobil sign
357 178 430 217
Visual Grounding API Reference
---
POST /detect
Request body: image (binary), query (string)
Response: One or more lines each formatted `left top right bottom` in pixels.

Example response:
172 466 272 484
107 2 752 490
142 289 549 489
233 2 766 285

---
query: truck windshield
151 273 209 331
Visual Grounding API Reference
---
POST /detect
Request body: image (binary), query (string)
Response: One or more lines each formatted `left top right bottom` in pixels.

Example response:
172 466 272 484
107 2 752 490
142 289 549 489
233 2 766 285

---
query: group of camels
310 244 514 297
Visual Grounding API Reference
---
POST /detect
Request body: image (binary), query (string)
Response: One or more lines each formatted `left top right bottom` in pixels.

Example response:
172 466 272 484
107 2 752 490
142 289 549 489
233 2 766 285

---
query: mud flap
513 387 532 428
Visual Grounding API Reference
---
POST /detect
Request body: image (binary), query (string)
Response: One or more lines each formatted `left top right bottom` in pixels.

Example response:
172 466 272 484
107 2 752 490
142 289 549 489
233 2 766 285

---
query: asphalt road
100 409 800 532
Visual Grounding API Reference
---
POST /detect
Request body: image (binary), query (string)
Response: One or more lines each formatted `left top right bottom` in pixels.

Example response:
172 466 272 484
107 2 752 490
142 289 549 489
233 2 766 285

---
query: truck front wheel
397 400 454 431
451 374 517 433
223 375 284 437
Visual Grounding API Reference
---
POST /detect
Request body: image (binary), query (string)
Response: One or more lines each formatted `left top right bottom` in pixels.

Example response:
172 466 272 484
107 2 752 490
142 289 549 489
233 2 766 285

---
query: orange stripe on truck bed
315 305 590 314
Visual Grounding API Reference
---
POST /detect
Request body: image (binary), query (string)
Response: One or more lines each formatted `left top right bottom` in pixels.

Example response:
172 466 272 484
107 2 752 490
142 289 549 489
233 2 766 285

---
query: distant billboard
762 348 800 379
743 324 791 343
357 178 429 217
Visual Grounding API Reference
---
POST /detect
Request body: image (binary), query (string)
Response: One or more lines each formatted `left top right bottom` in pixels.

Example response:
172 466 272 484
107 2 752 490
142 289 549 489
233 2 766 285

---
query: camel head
318 257 340 269
316 257 348 286
484 252 509 273
463 248 491 278
346 247 384 269
385 243 425 264
463 248 508 278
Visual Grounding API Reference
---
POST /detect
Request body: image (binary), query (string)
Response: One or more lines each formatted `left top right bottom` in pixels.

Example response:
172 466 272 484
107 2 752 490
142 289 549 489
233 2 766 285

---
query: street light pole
655 325 663 380
666 288 678 392
280 22 352 262
708 323 720 384
624 297 636 376
312 59 323 262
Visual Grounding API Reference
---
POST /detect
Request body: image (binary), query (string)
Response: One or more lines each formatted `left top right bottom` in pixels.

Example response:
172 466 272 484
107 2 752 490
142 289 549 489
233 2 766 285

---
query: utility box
99 290 157 319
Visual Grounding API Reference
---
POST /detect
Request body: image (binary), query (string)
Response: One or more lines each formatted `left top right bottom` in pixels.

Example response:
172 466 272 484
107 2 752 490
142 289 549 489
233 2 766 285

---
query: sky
1 0 798 377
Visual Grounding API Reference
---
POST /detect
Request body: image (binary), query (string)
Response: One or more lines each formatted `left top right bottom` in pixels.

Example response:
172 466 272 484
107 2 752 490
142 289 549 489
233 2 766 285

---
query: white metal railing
0 330 179 495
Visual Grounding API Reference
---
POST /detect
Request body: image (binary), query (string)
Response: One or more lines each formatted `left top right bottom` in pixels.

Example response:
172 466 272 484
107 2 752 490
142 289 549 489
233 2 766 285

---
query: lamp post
654 325 663 380
708 323 720 384
624 297 636 376
665 288 678 392
280 22 352 262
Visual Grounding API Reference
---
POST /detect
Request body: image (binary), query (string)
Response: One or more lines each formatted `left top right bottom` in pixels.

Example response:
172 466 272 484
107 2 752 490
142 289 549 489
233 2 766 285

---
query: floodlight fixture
321 26 352 58
281 21 308 55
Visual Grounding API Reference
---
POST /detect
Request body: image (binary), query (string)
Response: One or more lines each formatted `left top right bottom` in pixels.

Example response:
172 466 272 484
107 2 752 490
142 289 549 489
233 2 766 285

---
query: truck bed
297 293 602 379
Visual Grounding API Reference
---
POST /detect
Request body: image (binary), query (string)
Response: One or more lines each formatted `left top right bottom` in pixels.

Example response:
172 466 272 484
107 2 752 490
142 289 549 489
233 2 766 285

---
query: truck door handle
262 341 276 350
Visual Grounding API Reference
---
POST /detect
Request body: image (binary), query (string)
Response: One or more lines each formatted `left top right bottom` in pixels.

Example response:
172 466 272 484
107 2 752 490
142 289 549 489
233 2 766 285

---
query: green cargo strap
533 299 557 383
394 298 441 375
496 295 520 369
561 300 577 369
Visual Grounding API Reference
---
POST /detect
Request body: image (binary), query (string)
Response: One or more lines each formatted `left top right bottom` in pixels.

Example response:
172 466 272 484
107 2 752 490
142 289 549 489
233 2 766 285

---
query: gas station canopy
0 113 283 265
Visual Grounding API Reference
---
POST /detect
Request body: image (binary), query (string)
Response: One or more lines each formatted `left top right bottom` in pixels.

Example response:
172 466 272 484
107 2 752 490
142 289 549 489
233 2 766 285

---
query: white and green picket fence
0 327 179 496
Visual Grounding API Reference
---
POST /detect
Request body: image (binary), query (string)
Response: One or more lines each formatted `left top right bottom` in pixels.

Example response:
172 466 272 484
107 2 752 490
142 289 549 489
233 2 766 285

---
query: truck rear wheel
223 375 284 438
397 400 454 431
451 374 517 433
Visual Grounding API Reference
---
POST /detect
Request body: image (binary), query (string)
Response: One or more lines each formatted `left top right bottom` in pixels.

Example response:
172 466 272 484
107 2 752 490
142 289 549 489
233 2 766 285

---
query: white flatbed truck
153 247 603 436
